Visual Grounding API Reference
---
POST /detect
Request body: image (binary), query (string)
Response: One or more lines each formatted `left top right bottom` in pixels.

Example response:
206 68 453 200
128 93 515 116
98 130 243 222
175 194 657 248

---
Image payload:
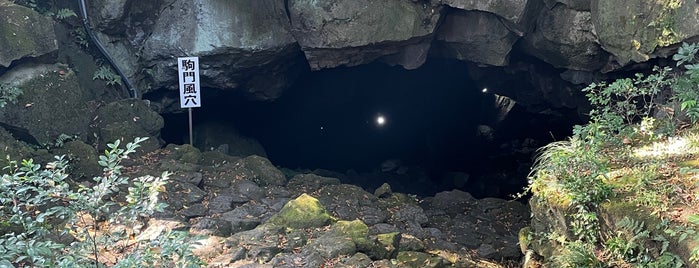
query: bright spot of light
482 87 488 93
376 115 386 126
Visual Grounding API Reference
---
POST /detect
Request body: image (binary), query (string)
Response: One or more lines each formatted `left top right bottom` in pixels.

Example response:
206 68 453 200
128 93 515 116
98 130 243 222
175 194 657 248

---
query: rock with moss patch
230 155 286 186
591 0 699 68
267 193 333 229
0 1 57 67
95 99 164 153
396 251 449 268
367 232 401 260
374 182 393 198
287 173 341 195
0 64 93 145
338 252 372 267
164 144 202 164
226 224 285 263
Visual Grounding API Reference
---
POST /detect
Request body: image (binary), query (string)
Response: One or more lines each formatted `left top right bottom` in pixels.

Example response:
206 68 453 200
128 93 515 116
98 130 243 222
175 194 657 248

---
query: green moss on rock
164 143 202 164
96 99 164 153
0 1 57 67
371 232 401 259
267 193 333 229
0 65 92 145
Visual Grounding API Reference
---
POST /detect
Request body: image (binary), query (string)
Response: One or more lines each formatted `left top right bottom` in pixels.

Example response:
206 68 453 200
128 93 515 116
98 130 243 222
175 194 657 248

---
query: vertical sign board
178 57 201 108
178 57 201 145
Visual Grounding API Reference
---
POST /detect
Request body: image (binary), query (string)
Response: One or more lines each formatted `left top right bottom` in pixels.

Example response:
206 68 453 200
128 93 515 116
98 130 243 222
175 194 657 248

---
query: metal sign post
178 57 201 145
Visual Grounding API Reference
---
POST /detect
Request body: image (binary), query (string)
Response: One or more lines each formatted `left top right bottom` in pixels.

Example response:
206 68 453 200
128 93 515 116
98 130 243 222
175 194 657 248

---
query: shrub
672 42 699 123
0 137 203 267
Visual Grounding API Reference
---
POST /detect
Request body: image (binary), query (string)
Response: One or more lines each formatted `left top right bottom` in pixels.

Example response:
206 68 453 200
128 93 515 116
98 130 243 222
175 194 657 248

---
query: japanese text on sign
178 57 201 108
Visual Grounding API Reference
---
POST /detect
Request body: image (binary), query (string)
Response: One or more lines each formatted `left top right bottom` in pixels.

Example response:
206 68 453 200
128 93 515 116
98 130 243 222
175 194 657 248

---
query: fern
54 8 77 20
93 66 122 86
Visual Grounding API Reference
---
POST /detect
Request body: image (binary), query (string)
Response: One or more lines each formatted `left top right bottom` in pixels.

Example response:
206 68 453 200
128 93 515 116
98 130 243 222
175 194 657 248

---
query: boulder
226 224 285 263
95 98 164 153
396 251 449 268
543 0 591 11
288 0 441 69
590 0 699 69
0 64 93 144
436 0 540 33
304 220 367 259
141 0 304 100
316 184 382 223
286 173 341 195
521 4 607 71
0 1 57 68
230 155 286 186
89 0 130 31
266 193 334 229
435 10 519 66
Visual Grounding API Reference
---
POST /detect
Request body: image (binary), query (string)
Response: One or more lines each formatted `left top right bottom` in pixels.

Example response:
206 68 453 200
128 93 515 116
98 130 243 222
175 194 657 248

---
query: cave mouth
160 59 578 198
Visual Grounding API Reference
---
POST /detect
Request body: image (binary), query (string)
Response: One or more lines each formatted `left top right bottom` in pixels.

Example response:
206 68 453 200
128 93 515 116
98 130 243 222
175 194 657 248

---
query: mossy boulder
0 64 93 145
591 0 699 67
230 155 286 186
0 1 57 67
95 99 164 153
164 143 202 164
369 232 401 260
267 193 333 229
305 219 400 260
306 220 365 259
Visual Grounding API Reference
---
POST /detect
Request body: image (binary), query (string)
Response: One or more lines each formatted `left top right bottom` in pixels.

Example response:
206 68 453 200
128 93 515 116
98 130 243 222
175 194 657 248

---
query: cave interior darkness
159 59 579 198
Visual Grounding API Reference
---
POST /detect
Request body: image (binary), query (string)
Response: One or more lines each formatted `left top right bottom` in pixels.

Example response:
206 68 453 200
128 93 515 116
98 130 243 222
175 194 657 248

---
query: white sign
178 57 201 108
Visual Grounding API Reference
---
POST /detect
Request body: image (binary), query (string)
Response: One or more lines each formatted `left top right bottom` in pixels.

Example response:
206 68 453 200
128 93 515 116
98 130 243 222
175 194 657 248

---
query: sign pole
188 107 193 145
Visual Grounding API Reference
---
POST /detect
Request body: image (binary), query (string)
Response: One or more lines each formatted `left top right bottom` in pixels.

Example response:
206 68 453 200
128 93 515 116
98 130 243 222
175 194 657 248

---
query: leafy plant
72 28 89 48
672 42 699 123
54 8 77 20
553 240 604 268
0 137 204 267
93 66 122 86
580 65 671 146
602 217 683 267
0 83 23 108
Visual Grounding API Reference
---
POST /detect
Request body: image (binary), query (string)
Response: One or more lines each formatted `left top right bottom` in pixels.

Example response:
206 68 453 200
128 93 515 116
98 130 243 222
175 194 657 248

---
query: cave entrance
160 59 578 198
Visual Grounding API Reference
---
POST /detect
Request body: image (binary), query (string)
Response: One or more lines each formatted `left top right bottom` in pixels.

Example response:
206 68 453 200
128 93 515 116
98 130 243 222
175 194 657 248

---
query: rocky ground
121 144 530 267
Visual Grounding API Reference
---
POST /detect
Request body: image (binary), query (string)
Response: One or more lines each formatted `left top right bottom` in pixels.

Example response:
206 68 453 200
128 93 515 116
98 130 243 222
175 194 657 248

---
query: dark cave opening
159 59 579 198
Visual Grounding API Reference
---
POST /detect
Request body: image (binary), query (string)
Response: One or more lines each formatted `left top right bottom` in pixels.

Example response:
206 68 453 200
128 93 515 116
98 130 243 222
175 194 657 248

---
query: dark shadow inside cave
159 59 579 198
